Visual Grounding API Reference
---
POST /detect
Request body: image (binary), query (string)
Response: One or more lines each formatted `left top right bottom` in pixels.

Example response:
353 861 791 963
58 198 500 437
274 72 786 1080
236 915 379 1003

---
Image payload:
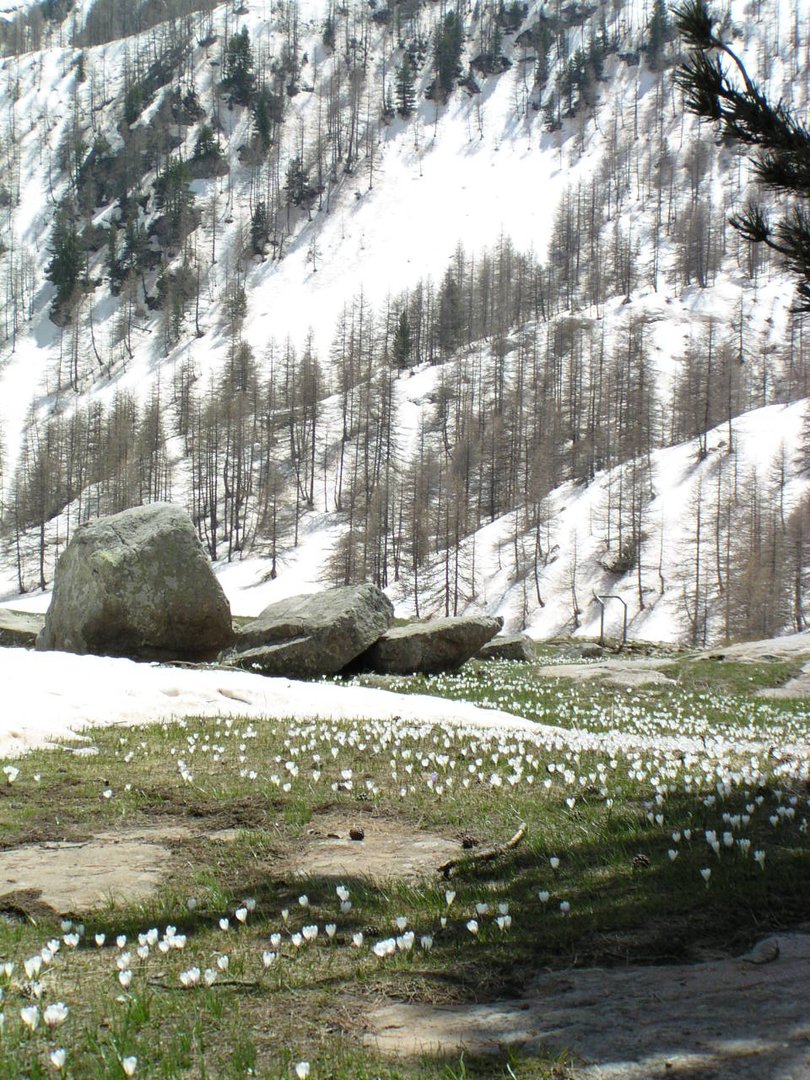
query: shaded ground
367 931 810 1079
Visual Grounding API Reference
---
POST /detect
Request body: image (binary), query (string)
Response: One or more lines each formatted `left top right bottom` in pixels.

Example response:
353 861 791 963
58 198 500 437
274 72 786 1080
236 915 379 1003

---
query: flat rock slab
535 658 675 688
698 630 810 661
366 932 810 1079
0 826 238 914
0 610 44 648
287 816 459 882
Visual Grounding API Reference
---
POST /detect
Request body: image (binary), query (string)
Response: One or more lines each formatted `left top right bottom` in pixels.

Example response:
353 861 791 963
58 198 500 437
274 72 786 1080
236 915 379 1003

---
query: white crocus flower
20 1005 39 1030
44 1003 69 1028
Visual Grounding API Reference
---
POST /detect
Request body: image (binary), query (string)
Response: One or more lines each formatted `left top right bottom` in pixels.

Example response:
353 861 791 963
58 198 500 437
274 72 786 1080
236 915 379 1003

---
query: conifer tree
154 157 196 243
675 0 810 311
253 86 283 150
224 26 255 105
395 55 416 117
392 310 413 368
250 201 269 256
46 208 86 317
433 11 464 101
647 0 671 69
192 123 222 162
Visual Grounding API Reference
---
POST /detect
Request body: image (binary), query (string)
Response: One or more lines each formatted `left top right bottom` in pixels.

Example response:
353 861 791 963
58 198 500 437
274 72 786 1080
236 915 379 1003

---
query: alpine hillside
0 0 808 646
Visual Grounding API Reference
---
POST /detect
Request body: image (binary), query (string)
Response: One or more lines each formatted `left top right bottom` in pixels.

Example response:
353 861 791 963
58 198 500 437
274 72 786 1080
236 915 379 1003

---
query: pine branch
675 0 810 310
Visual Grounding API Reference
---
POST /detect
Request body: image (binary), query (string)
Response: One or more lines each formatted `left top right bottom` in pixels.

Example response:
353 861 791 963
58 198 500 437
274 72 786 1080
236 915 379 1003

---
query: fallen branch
437 821 527 878
147 977 261 991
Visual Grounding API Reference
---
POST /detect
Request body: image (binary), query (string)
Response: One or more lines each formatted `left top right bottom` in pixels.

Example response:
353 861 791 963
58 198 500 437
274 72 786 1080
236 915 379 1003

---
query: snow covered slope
0 0 808 644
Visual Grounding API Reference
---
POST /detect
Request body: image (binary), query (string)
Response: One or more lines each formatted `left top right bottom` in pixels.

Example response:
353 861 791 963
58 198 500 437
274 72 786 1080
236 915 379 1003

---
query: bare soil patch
0 824 240 915
366 931 810 1078
285 812 460 882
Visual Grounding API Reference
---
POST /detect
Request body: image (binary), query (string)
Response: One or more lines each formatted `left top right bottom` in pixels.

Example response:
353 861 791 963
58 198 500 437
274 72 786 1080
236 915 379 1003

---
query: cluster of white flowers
0 665 805 1077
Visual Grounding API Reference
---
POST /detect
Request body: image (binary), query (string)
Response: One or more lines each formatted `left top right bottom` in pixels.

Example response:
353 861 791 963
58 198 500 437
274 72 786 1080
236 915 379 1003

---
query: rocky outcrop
224 584 394 678
476 633 536 662
357 615 503 675
36 503 234 661
0 609 44 649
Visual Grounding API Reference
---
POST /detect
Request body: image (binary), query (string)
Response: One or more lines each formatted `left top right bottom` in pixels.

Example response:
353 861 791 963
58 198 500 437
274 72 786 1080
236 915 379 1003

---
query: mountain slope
0 0 808 644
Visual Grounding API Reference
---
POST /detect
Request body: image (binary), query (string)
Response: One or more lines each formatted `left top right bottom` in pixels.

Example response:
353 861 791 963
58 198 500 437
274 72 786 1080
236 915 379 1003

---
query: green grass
662 656 805 693
0 666 808 1077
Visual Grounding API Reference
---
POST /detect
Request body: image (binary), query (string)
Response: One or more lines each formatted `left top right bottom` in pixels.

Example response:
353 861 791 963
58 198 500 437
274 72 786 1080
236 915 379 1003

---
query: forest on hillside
0 0 808 643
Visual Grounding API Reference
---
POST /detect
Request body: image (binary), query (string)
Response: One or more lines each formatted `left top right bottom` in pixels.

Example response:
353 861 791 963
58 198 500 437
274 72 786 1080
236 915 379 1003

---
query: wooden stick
147 977 260 991
437 821 527 878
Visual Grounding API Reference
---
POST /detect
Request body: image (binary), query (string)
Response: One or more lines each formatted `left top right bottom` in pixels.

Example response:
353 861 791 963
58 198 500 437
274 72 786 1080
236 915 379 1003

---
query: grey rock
0 609 44 649
36 504 233 661
571 642 604 660
741 937 780 965
225 584 394 678
358 615 503 675
476 633 536 662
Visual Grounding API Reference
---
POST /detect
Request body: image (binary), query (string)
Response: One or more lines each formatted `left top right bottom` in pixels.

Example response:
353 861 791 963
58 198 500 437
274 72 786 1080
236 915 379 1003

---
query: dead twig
147 977 261 991
437 822 527 878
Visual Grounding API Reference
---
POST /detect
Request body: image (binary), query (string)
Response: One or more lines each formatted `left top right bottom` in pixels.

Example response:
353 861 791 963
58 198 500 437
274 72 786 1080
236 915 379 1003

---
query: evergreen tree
392 310 413 368
46 208 86 315
224 26 255 105
250 201 269 255
675 0 810 311
322 13 335 51
433 11 464 101
253 86 284 150
122 216 149 275
647 0 671 68
395 55 417 117
192 123 222 161
436 269 463 355
154 157 196 242
285 157 315 207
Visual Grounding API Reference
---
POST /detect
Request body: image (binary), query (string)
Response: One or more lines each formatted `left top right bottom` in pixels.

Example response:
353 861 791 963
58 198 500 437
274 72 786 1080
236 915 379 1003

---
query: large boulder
476 633 536 662
0 609 44 649
224 584 394 678
357 615 503 675
36 504 234 661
